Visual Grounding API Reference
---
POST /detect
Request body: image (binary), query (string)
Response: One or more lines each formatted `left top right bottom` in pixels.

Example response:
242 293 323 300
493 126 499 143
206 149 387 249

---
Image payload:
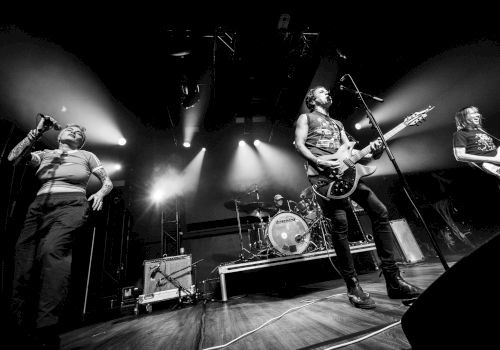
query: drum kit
224 185 333 261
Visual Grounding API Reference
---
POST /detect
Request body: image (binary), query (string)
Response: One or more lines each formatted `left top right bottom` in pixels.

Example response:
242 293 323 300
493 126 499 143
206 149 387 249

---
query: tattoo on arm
8 137 34 162
93 167 113 196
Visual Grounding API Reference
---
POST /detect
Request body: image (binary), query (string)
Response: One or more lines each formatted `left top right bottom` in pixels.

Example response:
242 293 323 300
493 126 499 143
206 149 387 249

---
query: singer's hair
455 105 483 131
58 124 87 148
305 86 324 111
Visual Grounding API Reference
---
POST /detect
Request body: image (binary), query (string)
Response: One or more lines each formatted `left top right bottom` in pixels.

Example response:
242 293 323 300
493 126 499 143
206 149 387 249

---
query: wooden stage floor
60 260 451 350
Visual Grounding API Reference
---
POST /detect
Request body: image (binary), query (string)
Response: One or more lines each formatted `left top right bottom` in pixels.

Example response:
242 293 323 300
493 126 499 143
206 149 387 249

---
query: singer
7 118 113 349
294 86 422 309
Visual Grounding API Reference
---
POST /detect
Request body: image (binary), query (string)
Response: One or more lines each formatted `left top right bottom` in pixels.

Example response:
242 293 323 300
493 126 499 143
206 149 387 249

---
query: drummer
273 194 287 213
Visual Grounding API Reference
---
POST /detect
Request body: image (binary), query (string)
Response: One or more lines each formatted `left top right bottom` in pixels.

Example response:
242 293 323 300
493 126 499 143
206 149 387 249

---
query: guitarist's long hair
455 105 483 131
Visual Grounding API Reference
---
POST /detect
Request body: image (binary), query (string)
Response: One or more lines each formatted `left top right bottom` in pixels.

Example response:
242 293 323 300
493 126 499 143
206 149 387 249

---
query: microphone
339 74 348 82
336 49 347 60
38 114 63 131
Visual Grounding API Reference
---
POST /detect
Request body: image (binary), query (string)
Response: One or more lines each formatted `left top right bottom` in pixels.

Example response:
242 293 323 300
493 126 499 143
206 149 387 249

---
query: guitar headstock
404 105 434 126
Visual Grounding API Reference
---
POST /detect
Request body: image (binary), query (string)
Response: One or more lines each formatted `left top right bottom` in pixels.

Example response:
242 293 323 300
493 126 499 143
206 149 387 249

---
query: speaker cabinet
389 218 424 263
143 254 193 295
401 234 500 349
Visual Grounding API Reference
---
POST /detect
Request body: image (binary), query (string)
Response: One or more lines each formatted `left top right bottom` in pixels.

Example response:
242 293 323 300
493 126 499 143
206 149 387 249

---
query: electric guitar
317 105 434 199
471 160 500 179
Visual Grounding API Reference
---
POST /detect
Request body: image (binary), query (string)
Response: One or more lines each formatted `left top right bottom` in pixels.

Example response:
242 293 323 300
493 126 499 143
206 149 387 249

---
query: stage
59 260 449 350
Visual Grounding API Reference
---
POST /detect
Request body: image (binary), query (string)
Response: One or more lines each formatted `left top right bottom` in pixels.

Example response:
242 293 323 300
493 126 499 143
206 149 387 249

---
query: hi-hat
247 209 272 218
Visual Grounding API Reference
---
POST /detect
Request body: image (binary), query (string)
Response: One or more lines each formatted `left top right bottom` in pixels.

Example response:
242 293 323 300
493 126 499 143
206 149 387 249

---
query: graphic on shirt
312 118 341 150
475 133 496 152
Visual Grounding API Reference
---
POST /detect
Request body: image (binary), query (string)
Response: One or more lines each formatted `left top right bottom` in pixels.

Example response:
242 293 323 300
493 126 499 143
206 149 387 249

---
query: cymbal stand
234 199 259 262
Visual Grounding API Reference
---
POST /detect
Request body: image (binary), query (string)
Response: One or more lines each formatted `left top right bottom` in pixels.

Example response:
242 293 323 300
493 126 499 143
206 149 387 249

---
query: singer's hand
27 129 41 140
36 115 59 132
88 192 104 211
36 118 47 133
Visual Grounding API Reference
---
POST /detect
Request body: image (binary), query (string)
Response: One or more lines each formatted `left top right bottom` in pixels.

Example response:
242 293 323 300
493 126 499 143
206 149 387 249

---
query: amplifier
143 254 193 296
389 219 425 263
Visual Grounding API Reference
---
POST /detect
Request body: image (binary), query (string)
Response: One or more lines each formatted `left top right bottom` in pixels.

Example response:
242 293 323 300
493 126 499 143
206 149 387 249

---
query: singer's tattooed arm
88 167 113 211
8 130 40 166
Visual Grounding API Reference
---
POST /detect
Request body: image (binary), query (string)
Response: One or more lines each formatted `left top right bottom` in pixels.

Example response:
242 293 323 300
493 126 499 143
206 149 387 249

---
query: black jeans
10 192 89 330
309 176 398 281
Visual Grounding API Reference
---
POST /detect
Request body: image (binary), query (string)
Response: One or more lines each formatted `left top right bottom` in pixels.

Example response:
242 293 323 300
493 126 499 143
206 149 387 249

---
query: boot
346 276 376 309
384 270 423 299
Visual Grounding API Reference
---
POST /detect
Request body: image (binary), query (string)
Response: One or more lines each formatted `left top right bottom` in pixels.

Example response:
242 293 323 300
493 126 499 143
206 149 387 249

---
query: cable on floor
201 292 345 350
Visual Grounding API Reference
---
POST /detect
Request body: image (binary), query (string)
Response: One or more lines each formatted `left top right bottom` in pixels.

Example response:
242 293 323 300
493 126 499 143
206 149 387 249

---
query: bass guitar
317 105 434 199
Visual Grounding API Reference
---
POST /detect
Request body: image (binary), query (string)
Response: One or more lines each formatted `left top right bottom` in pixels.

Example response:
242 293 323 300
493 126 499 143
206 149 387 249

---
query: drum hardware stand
348 199 379 270
233 199 260 262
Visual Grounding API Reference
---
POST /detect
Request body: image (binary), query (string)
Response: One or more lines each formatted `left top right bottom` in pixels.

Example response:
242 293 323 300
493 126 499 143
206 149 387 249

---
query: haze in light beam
0 28 124 146
226 142 263 193
180 149 205 199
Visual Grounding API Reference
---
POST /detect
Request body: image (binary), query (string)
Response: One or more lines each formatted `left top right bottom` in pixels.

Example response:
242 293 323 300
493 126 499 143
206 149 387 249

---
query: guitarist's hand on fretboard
369 138 385 159
369 138 384 152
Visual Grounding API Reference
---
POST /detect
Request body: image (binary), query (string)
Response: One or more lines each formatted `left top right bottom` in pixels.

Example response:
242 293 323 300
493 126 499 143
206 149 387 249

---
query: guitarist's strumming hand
317 158 341 169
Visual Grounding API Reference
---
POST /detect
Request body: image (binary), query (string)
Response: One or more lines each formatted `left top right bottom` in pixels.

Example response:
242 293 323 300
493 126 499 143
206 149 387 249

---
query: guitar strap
478 127 500 143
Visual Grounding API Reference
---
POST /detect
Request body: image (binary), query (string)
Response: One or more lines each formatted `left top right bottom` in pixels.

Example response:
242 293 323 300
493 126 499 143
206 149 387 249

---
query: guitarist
453 105 500 173
294 86 423 309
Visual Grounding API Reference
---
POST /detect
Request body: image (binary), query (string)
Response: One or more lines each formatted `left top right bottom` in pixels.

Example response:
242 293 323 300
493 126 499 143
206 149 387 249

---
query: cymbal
248 209 272 218
241 201 274 212
223 199 243 211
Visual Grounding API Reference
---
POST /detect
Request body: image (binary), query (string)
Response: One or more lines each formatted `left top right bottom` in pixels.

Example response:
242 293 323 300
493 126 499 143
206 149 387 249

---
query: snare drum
266 211 310 255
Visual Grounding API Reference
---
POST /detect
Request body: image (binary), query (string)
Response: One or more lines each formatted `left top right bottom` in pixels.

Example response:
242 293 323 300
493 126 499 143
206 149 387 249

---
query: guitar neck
351 122 408 163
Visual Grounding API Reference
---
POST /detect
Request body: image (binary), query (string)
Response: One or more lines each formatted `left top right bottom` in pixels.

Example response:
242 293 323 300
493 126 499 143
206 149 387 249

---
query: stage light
202 147 206 151
118 137 127 146
238 140 246 146
254 139 261 146
183 141 191 148
355 122 361 130
114 164 122 171
150 190 164 203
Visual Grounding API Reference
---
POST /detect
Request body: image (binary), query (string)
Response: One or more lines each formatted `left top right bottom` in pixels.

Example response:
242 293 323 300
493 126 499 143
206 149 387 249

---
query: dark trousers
10 192 89 331
310 177 398 281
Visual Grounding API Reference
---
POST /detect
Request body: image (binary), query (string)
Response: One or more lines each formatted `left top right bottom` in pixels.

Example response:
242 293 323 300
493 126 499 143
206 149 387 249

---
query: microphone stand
340 85 384 102
344 74 449 271
155 258 204 306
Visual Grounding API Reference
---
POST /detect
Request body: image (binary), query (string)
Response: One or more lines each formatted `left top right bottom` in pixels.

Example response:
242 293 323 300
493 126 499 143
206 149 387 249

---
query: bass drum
267 211 310 255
